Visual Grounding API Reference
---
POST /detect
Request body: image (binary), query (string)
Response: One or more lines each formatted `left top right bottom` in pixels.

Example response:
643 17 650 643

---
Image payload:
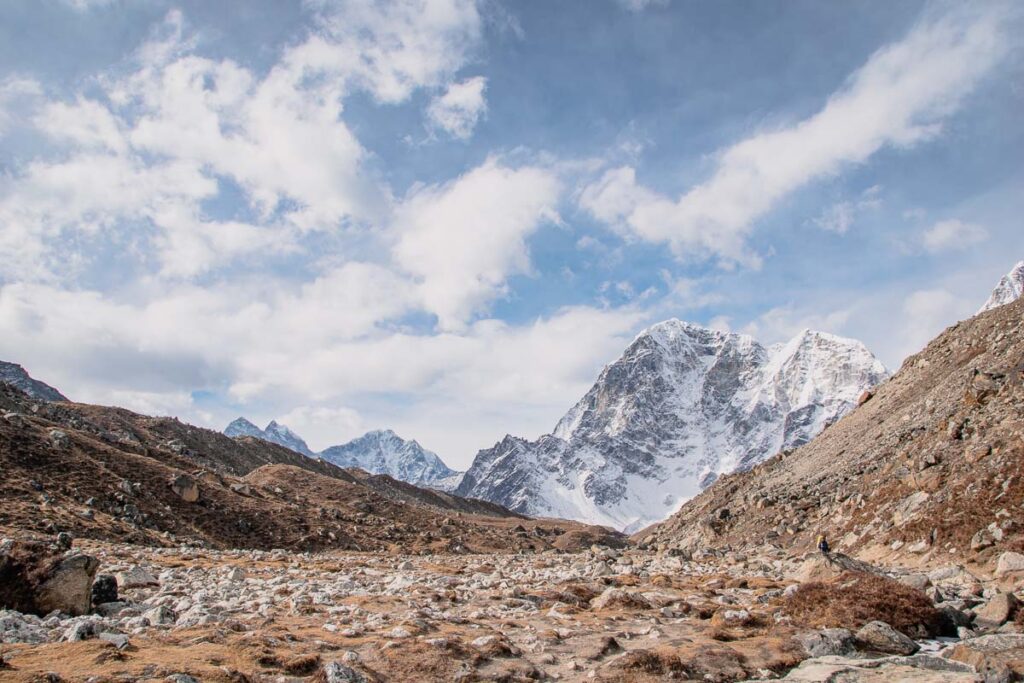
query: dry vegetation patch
784 571 943 637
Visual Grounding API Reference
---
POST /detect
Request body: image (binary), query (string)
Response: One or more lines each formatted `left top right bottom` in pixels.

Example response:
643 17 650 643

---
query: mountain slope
0 361 67 402
979 260 1024 313
640 295 1024 568
320 429 463 491
457 321 887 532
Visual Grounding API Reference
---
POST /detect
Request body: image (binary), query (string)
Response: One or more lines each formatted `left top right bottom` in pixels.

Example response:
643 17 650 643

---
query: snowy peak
320 430 462 491
223 417 314 457
458 320 888 532
224 417 264 439
222 419 462 490
979 260 1024 313
0 361 68 402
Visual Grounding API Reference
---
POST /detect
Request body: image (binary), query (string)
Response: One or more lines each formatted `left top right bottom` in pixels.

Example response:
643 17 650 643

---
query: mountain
320 429 463 491
224 419 462 490
224 417 314 457
978 260 1024 313
456 321 887 532
0 361 67 402
641 294 1024 567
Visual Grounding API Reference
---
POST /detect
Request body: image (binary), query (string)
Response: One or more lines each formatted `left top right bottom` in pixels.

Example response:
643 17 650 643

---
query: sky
0 0 1021 468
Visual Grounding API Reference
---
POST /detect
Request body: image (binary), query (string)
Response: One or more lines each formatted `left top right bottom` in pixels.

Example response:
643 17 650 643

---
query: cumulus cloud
922 218 988 252
426 75 487 138
580 4 1010 266
393 158 562 329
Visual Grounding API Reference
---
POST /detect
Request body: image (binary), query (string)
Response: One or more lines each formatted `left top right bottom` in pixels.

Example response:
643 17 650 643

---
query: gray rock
855 620 919 655
317 662 368 683
36 554 100 616
794 628 856 657
98 632 130 649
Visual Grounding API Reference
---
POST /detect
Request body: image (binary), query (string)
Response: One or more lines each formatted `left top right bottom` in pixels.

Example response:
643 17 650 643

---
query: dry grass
784 571 943 638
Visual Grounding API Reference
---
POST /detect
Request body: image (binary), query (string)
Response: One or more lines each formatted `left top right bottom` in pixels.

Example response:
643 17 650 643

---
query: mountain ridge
457 320 888 532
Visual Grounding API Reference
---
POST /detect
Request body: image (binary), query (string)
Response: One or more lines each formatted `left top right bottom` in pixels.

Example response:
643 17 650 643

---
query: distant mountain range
223 418 462 491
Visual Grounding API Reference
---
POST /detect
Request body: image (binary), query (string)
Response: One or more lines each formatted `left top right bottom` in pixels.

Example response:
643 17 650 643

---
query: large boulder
973 592 1019 631
794 628 856 657
855 621 919 655
168 474 199 503
0 540 99 616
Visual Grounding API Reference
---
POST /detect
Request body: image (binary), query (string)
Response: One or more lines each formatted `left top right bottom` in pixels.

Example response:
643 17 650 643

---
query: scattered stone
54 532 72 551
589 587 652 610
994 552 1024 579
98 632 130 649
314 662 368 683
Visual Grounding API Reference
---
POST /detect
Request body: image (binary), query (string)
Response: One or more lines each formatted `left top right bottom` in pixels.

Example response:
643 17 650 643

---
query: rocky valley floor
2 533 1023 683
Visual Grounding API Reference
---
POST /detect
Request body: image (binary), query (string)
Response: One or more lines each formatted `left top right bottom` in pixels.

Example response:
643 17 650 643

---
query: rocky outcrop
0 361 67 402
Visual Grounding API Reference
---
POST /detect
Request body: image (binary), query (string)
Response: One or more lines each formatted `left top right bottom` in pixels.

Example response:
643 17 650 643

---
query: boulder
314 662 368 683
855 621 919 655
91 574 118 606
947 634 1024 681
168 474 199 503
995 552 1024 580
34 554 100 616
974 592 1019 631
116 566 158 589
794 628 856 657
589 588 652 611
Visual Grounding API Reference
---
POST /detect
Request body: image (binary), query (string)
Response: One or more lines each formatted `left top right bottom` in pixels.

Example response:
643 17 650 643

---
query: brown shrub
612 649 688 675
784 571 943 638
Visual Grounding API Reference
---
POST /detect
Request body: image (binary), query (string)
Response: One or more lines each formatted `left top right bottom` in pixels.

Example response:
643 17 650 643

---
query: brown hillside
0 385 623 553
637 296 1024 568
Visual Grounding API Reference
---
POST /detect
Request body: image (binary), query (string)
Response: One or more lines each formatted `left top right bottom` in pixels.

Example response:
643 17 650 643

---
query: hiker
816 533 830 555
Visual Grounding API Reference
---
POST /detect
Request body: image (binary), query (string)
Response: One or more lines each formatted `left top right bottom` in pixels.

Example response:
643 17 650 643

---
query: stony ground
2 536 1023 682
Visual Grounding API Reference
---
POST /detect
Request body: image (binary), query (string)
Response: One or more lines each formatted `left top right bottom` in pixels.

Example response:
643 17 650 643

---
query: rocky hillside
457 322 886 532
0 361 67 402
0 384 622 554
321 429 462 491
638 295 1024 568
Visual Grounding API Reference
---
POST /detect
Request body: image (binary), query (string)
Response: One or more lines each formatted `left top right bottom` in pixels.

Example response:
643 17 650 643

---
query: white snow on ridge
979 260 1024 313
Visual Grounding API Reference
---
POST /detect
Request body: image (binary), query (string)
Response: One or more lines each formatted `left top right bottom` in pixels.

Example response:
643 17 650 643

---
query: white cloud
922 218 988 252
427 75 487 138
393 158 562 329
277 405 367 451
812 185 882 234
580 4 1009 266
616 0 670 11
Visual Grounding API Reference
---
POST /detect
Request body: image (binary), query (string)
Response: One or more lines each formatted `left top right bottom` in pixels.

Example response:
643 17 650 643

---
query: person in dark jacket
816 533 830 554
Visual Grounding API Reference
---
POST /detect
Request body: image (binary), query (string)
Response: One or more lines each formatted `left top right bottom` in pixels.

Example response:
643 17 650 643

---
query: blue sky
0 0 1021 467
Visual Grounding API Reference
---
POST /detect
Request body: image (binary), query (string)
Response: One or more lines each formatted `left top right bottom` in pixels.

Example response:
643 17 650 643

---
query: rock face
36 554 100 616
320 430 462 491
0 361 67 402
168 474 200 503
855 621 919 655
978 260 1024 313
458 321 886 531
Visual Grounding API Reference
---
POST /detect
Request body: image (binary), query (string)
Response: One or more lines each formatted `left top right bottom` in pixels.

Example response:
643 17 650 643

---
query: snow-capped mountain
0 361 67 402
979 260 1024 313
320 429 463 491
456 321 888 532
224 417 315 457
223 419 462 490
